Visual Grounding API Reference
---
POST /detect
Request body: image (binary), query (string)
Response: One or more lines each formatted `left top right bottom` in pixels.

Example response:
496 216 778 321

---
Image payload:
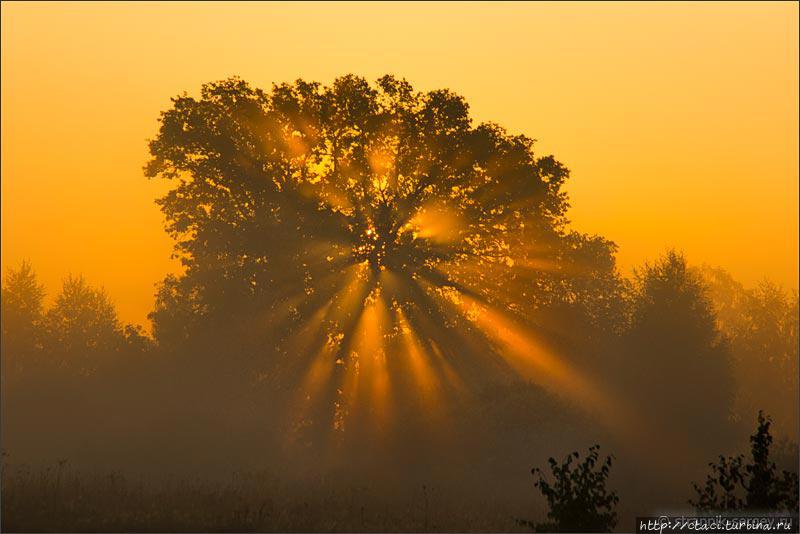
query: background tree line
3 251 797 519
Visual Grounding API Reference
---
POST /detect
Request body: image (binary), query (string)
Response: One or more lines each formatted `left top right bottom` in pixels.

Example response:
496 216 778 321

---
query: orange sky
2 1 798 327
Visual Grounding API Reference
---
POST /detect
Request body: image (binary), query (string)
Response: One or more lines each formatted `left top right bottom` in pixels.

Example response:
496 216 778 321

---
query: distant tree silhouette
624 251 734 443
42 275 125 373
691 411 799 513
1 261 45 374
701 266 799 435
520 445 618 532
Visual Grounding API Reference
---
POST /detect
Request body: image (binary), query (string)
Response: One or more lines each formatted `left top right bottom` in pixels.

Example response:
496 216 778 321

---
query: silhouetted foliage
701 267 799 435
2 265 152 380
140 74 632 444
520 445 618 532
41 275 125 373
1 261 45 373
144 75 619 361
623 251 735 444
691 411 799 513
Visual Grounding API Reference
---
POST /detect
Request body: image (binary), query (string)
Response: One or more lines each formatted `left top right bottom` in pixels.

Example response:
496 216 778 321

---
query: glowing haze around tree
145 75 625 437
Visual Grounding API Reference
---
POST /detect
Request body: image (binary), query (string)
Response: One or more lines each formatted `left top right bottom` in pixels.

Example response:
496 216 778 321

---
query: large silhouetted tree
144 76 621 376
143 75 630 445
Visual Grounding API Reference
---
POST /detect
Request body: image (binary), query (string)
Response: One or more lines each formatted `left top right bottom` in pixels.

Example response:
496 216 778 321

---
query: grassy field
1 461 535 532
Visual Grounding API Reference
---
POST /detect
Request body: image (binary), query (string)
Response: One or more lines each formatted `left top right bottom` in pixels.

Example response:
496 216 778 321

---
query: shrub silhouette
691 411 799 513
520 444 618 532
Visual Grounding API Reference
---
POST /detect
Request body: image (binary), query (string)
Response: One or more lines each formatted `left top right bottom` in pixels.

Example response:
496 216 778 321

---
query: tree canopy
147 76 570 280
145 76 618 367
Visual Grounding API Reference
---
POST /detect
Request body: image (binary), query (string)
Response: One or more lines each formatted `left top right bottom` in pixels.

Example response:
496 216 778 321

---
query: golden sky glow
2 1 798 327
